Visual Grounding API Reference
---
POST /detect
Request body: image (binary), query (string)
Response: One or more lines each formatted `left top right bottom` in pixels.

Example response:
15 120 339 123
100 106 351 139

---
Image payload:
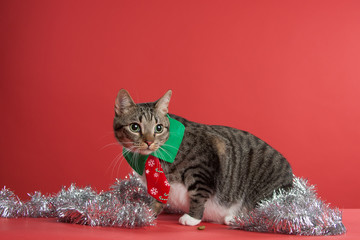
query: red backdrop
1 0 359 208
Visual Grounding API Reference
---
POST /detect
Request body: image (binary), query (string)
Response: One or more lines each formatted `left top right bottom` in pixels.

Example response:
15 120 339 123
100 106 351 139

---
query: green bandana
123 115 185 175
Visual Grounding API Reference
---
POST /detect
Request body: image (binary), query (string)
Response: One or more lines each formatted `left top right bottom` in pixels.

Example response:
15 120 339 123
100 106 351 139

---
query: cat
113 89 293 226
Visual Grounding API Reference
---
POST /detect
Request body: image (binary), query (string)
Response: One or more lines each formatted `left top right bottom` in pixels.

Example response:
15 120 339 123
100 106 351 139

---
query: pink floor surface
1 209 359 240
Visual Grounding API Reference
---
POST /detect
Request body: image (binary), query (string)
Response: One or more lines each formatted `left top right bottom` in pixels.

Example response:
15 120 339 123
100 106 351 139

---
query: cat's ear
155 90 172 115
115 89 136 116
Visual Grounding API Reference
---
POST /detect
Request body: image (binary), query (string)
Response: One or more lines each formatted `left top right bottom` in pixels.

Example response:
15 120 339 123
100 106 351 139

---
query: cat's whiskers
99 142 123 151
115 154 127 177
161 143 185 154
107 152 124 177
157 150 168 164
107 145 137 177
121 147 137 175
120 146 138 176
130 149 142 174
158 145 174 161
101 140 135 151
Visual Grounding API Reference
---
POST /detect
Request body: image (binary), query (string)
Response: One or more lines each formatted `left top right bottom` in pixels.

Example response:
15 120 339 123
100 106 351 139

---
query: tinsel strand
0 175 346 235
0 174 155 228
231 177 346 235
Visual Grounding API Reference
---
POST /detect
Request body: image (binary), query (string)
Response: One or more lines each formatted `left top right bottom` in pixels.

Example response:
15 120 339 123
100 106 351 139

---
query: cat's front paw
179 214 201 226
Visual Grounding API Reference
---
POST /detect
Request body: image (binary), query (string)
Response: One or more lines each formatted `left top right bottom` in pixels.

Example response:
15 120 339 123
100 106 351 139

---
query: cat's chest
136 172 189 210
167 182 190 211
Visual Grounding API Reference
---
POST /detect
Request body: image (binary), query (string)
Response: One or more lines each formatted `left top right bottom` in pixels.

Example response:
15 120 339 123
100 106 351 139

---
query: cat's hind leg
223 201 245 225
224 215 235 225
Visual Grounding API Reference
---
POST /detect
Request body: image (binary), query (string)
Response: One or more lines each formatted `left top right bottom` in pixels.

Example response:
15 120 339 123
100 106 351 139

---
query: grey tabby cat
113 89 293 226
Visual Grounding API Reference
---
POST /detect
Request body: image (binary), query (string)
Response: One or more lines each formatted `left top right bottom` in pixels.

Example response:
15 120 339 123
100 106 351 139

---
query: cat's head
113 89 172 155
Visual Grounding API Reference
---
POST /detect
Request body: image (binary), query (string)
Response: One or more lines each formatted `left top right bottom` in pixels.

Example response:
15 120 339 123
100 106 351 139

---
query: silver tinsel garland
232 177 346 235
0 175 346 235
0 174 155 228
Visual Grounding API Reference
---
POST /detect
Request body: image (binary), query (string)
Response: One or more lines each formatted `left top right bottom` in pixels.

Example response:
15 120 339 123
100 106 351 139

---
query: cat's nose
145 141 153 147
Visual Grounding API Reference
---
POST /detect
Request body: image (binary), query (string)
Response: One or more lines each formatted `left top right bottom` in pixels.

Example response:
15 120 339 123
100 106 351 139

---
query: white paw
224 215 235 225
179 214 201 226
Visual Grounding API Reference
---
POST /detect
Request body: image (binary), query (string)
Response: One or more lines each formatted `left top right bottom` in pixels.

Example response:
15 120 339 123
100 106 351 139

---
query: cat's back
169 113 293 208
169 113 266 147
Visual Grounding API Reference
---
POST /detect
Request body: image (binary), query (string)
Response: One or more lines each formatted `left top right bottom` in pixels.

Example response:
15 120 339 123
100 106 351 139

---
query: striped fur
114 89 293 224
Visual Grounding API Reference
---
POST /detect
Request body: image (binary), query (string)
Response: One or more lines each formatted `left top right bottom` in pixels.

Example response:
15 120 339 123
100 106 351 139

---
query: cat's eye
155 124 164 133
129 123 141 133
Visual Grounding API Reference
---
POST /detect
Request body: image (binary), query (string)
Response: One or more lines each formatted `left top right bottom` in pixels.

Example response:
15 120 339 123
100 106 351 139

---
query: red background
0 0 359 209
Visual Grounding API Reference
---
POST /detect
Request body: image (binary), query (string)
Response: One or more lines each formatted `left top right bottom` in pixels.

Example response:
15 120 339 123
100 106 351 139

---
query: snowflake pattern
145 156 170 204
148 159 155 167
150 187 158 196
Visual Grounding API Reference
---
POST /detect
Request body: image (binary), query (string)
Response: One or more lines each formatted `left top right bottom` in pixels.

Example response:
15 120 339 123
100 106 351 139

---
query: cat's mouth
140 145 160 155
123 145 154 155
123 142 160 155
135 144 159 155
